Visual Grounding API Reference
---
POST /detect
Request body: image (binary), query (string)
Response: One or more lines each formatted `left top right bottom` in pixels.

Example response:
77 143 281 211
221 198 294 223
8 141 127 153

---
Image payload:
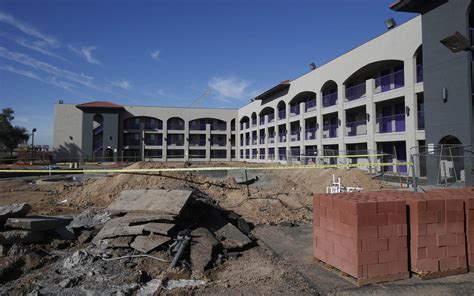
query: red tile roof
254 80 291 101
76 101 124 109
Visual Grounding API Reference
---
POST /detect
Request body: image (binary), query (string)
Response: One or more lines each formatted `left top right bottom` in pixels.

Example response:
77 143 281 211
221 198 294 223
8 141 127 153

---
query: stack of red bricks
405 192 468 275
313 192 409 285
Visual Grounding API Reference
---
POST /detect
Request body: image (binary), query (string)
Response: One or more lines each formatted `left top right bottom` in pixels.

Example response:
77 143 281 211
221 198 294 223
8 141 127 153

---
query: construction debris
0 203 31 226
5 216 72 231
131 234 171 253
190 228 220 272
108 189 192 215
326 174 363 194
215 223 252 250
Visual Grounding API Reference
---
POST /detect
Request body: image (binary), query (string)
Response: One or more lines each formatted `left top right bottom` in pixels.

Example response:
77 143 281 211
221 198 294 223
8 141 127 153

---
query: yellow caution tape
0 162 413 174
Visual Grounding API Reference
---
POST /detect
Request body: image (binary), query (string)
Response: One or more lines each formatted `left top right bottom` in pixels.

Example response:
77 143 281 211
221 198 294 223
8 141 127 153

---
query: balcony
305 100 317 112
252 139 257 145
305 128 317 140
189 123 206 131
240 140 244 146
290 105 300 117
322 92 338 108
268 113 275 123
251 121 257 128
323 124 338 138
144 138 163 146
245 139 250 146
345 82 366 102
144 123 162 130
259 137 265 144
345 120 367 136
416 64 423 83
290 130 300 142
268 135 275 144
375 70 404 94
168 123 184 130
190 139 206 146
124 123 140 130
417 110 425 130
376 114 405 133
211 140 226 147
260 117 265 125
211 124 226 131
168 139 184 146
278 110 286 120
278 133 287 143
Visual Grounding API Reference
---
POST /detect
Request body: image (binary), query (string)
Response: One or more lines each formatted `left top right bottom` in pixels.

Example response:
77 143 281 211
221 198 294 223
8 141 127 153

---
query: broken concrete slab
92 221 146 243
69 211 112 230
5 216 72 231
215 223 252 250
190 228 220 272
143 223 174 235
54 226 75 240
0 245 5 257
96 236 134 249
0 230 43 244
130 234 170 253
0 203 31 226
108 189 192 215
120 213 175 225
77 230 93 244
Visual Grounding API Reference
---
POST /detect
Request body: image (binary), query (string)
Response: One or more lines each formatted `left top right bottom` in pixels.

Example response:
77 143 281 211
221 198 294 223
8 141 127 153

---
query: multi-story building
53 0 474 185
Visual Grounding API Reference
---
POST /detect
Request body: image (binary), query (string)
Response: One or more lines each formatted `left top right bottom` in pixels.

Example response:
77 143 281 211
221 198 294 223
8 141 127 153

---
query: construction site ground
1 161 473 295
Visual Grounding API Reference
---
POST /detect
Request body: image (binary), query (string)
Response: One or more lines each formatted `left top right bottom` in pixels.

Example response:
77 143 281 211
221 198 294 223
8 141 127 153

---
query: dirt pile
61 162 388 225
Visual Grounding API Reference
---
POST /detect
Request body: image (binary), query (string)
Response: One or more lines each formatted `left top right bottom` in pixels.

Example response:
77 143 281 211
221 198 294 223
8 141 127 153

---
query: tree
0 108 30 155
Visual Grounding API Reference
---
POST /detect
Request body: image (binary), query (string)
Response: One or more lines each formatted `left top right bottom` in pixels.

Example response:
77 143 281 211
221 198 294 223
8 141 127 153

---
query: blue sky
0 0 414 145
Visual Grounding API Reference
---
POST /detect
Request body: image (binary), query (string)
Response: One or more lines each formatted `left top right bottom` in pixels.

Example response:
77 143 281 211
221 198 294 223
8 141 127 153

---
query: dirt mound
63 162 388 225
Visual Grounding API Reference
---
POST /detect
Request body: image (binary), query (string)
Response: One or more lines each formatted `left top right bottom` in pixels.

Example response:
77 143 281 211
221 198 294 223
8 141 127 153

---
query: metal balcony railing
376 113 405 133
268 113 275 123
345 119 367 136
278 133 287 143
290 130 300 142
322 92 338 108
290 105 300 117
417 110 425 130
375 69 404 94
305 100 317 112
144 139 163 145
305 127 317 140
322 124 338 138
268 136 275 144
278 110 286 120
168 123 184 130
211 124 226 131
259 137 265 144
345 82 366 101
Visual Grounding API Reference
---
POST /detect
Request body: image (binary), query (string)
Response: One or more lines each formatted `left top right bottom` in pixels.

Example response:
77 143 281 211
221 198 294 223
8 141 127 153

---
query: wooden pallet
313 258 410 287
412 267 468 280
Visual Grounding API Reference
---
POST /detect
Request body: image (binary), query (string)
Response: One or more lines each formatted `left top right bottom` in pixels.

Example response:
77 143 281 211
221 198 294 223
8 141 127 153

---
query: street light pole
31 128 37 163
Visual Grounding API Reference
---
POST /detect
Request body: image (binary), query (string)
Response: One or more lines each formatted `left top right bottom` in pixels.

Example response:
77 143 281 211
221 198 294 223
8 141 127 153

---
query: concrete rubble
0 189 256 294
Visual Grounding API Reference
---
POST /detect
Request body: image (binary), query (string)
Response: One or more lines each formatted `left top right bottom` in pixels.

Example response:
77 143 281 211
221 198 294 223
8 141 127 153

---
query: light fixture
385 18 397 30
440 31 471 53
442 87 448 102
309 63 317 71
405 106 410 116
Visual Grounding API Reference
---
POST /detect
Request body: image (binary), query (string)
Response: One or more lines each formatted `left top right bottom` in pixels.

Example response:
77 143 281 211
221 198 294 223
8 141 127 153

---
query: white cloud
208 76 252 102
0 46 111 93
109 79 132 90
0 11 59 48
68 45 102 66
150 50 160 61
0 64 75 92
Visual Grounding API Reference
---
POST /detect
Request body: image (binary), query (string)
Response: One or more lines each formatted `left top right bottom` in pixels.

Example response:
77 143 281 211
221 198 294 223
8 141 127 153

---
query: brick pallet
313 192 409 286
405 192 468 278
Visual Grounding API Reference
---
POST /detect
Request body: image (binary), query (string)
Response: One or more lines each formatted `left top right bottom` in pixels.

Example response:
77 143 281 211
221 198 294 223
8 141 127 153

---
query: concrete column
226 122 231 161
286 104 291 161
317 91 323 158
140 122 145 161
205 124 211 162
366 79 377 172
265 124 269 162
184 120 189 161
404 58 418 177
338 84 346 157
301 116 306 162
162 120 168 161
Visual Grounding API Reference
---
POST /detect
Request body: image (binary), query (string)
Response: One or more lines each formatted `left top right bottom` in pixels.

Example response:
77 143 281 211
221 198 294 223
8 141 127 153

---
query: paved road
254 223 474 295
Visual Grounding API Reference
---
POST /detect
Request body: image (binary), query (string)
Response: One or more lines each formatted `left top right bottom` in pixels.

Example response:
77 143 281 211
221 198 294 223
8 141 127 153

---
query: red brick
439 256 458 271
368 263 388 278
416 259 439 272
314 225 327 239
342 261 359 278
399 247 408 261
334 244 350 260
446 210 464 222
314 247 327 262
378 224 398 238
416 247 427 260
357 214 370 227
397 224 407 236
320 217 334 231
340 211 357 226
396 201 406 213
427 199 445 212
446 222 464 233
326 231 341 245
456 233 466 245
419 211 437 224
358 226 378 239
437 233 458 247
367 238 388 251
458 255 468 268
318 239 334 254
427 223 445 235
358 251 379 265
388 260 408 275
326 208 341 221
379 248 399 263
417 235 437 247
368 213 388 226
378 201 397 213
447 245 466 257
388 213 406 225
415 223 428 236
320 195 333 209
437 211 445 223
426 246 446 259
389 237 407 249
314 205 327 218
356 202 377 215
446 199 463 211
313 195 320 206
